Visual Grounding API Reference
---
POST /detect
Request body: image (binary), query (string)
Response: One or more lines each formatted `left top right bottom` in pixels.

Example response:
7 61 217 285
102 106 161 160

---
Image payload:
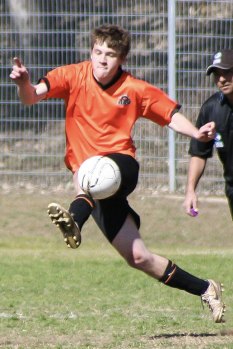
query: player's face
213 68 233 95
91 41 124 85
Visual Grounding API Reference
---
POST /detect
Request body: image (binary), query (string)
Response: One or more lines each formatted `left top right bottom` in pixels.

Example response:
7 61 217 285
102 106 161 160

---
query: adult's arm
184 156 207 216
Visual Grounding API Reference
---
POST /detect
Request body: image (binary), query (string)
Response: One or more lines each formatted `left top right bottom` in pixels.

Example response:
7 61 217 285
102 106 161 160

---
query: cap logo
213 52 222 64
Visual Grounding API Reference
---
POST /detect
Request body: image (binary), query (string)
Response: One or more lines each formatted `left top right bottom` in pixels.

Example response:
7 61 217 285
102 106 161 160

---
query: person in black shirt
184 49 233 220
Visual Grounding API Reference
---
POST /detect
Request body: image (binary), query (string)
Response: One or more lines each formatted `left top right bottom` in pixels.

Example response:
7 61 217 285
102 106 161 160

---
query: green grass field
0 191 233 348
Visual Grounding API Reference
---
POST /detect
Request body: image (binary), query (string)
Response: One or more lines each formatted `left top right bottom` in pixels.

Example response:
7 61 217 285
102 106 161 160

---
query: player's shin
69 194 95 230
159 260 209 295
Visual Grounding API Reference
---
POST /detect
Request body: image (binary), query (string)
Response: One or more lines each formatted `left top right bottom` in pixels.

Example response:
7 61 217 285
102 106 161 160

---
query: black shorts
225 183 233 220
91 153 141 242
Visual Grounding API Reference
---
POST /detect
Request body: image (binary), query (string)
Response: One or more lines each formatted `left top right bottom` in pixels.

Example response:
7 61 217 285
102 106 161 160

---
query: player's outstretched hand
9 57 29 85
196 121 216 142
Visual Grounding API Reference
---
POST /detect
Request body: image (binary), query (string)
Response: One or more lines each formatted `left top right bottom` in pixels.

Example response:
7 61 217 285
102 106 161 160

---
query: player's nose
218 74 227 82
99 54 107 63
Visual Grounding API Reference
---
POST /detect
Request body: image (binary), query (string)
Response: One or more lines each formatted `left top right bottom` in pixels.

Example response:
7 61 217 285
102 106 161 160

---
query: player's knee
126 250 153 271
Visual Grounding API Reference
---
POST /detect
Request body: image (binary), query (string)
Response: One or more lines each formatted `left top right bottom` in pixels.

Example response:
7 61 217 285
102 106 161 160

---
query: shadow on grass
149 332 217 339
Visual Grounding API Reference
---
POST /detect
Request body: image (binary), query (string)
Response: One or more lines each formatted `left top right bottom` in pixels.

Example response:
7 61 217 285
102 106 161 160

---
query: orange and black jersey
42 61 180 172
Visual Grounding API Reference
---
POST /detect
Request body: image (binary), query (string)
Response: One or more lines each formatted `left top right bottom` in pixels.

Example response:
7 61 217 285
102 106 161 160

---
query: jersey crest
117 95 131 105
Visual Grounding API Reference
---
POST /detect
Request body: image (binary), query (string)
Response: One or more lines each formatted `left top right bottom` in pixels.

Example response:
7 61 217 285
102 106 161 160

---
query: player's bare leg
112 214 225 323
112 214 169 279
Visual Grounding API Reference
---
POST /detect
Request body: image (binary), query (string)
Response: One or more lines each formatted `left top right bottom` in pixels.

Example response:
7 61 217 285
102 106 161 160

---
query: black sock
160 260 209 296
69 194 95 230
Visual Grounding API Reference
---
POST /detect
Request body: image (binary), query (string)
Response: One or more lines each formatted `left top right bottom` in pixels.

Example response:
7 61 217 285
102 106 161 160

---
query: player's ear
120 55 127 65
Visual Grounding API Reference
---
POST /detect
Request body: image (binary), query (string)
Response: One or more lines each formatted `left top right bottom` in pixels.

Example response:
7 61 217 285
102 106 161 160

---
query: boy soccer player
10 24 225 323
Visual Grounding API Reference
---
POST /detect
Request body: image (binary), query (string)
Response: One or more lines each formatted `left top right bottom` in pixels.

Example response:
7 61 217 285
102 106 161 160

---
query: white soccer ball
78 156 121 200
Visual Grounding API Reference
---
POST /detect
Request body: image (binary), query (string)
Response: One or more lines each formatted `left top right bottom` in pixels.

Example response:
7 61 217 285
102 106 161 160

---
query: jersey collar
93 67 123 90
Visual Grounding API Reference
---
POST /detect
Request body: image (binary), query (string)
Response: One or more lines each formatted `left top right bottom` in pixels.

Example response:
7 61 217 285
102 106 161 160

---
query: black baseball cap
206 49 233 75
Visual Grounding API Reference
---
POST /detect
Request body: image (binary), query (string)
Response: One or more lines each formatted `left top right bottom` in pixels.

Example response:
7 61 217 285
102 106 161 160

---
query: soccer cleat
201 279 225 323
47 203 81 249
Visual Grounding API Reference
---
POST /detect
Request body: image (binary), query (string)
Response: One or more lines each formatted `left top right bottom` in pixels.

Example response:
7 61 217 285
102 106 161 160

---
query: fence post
168 0 176 192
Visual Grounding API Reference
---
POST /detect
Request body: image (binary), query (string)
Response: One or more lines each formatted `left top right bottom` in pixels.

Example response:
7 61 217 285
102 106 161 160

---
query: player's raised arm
168 112 215 142
9 57 48 105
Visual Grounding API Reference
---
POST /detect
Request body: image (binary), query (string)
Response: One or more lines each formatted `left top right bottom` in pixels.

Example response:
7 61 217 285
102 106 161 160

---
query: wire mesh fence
1 0 232 194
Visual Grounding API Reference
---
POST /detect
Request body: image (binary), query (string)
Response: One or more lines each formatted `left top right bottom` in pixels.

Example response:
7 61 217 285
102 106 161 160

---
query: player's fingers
184 201 192 215
13 57 22 68
189 197 199 216
209 121 215 130
9 72 17 79
9 70 22 79
208 122 216 137
186 206 193 216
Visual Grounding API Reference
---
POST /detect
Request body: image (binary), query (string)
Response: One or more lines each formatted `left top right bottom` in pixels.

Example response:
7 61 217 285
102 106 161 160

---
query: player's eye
94 50 102 55
108 52 117 58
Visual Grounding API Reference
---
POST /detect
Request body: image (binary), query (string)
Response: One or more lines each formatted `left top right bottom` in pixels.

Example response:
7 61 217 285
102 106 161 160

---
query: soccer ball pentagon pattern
78 156 121 200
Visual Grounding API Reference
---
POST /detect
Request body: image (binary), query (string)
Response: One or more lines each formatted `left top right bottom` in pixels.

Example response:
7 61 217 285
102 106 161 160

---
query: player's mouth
97 65 108 69
220 84 231 91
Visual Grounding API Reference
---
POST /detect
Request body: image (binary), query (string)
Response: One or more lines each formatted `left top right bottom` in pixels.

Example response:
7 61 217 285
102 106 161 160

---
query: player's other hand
183 191 198 217
9 57 29 85
196 121 216 142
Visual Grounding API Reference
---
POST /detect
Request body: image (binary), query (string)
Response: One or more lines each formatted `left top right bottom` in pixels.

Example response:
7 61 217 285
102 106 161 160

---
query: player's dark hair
91 24 131 59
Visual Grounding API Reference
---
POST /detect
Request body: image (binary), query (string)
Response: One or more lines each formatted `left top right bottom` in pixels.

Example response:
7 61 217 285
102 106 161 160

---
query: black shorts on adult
91 153 141 242
225 183 233 220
